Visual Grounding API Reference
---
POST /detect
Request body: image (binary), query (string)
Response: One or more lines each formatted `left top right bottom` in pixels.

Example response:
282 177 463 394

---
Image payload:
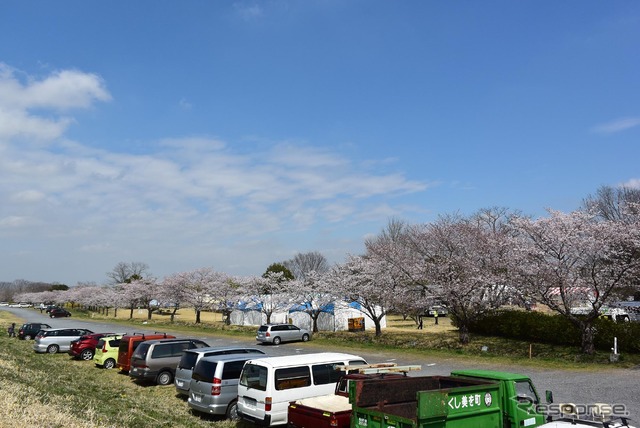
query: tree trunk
170 308 178 323
195 309 201 324
374 318 382 337
458 324 470 344
580 322 596 355
147 308 153 320
311 312 320 333
129 305 134 319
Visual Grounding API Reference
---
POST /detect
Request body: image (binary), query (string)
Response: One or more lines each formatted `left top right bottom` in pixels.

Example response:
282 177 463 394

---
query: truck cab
451 370 546 428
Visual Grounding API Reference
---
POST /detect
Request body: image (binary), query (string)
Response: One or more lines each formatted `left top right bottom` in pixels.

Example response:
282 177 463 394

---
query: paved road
4 307 639 421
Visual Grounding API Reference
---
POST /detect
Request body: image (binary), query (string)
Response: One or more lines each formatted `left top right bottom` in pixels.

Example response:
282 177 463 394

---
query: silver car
33 328 94 354
175 346 266 396
188 354 270 420
256 323 311 345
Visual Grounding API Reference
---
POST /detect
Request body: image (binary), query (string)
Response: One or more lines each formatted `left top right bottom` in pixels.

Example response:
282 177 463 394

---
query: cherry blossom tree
331 254 403 337
126 278 162 320
244 272 297 324
399 209 517 344
165 268 228 323
292 270 338 333
510 209 640 354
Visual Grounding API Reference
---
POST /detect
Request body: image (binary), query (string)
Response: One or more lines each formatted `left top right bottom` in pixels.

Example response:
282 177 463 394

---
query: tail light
265 332 270 337
102 344 107 352
265 396 272 412
211 377 222 396
330 415 339 427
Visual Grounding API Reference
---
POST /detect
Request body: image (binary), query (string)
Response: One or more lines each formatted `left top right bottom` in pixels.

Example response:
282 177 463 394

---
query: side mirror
545 390 553 404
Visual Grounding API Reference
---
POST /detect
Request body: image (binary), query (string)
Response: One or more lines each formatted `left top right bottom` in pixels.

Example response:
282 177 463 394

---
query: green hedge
465 310 640 353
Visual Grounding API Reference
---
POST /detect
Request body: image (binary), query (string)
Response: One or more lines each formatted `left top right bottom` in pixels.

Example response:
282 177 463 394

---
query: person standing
434 311 439 325
7 323 16 337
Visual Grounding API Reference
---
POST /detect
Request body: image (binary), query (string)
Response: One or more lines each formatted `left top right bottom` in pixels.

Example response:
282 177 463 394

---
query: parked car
116 332 176 373
68 332 115 361
175 346 267 396
93 334 124 369
256 323 311 345
33 328 94 354
9 302 32 308
49 308 71 318
18 322 52 340
188 353 271 420
129 338 209 385
426 305 448 317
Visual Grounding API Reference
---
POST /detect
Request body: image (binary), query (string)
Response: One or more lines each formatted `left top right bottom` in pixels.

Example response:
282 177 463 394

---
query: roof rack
337 363 422 374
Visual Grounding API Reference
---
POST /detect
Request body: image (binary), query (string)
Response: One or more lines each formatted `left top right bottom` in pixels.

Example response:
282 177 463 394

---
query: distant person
7 323 16 337
39 303 45 313
434 311 439 325
417 316 423 330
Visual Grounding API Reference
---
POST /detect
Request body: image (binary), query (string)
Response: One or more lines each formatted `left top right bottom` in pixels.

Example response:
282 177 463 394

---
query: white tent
229 297 386 332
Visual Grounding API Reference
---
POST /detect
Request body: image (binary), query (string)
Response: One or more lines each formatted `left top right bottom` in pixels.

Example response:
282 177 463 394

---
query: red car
68 333 115 361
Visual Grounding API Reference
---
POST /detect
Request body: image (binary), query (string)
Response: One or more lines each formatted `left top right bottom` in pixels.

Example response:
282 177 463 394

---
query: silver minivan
33 328 94 354
256 323 311 345
175 346 267 396
188 353 270 420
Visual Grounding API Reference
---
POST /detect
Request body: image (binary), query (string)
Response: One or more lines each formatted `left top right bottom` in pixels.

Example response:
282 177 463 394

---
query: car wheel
24 334 32 340
80 349 94 361
272 336 281 345
47 344 59 354
301 333 310 342
226 400 239 420
156 371 173 386
104 359 116 370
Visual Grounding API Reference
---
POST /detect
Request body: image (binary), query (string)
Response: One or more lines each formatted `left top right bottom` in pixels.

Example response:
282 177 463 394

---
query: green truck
349 369 547 428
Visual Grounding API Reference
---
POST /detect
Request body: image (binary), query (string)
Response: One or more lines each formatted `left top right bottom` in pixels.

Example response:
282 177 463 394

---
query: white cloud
621 178 640 189
591 117 640 134
11 190 46 203
0 63 110 143
233 2 263 20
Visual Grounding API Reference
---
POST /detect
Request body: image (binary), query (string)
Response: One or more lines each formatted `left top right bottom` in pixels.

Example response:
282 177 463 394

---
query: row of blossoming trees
15 203 640 355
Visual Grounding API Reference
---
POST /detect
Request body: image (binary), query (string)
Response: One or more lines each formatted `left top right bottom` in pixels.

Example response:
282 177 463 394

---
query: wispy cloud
621 178 640 189
0 65 430 282
591 117 640 135
233 2 263 21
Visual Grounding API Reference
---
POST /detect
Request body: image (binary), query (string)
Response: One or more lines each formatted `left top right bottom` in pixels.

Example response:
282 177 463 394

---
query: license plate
192 394 202 403
176 380 184 387
243 397 257 407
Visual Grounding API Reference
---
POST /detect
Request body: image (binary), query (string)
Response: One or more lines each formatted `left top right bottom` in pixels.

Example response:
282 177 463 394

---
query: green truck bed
349 373 541 428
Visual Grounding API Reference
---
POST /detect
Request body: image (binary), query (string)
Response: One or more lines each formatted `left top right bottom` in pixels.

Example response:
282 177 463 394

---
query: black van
18 322 52 340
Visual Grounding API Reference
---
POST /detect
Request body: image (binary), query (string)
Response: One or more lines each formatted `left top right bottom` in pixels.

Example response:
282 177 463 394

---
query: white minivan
236 352 367 426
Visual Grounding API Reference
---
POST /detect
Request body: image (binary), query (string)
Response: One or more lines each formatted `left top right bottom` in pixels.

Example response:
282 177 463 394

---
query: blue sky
1 1 638 286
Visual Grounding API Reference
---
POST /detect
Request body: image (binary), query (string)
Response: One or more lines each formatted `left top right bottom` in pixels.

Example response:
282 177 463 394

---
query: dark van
129 338 209 385
18 322 52 340
116 332 176 373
